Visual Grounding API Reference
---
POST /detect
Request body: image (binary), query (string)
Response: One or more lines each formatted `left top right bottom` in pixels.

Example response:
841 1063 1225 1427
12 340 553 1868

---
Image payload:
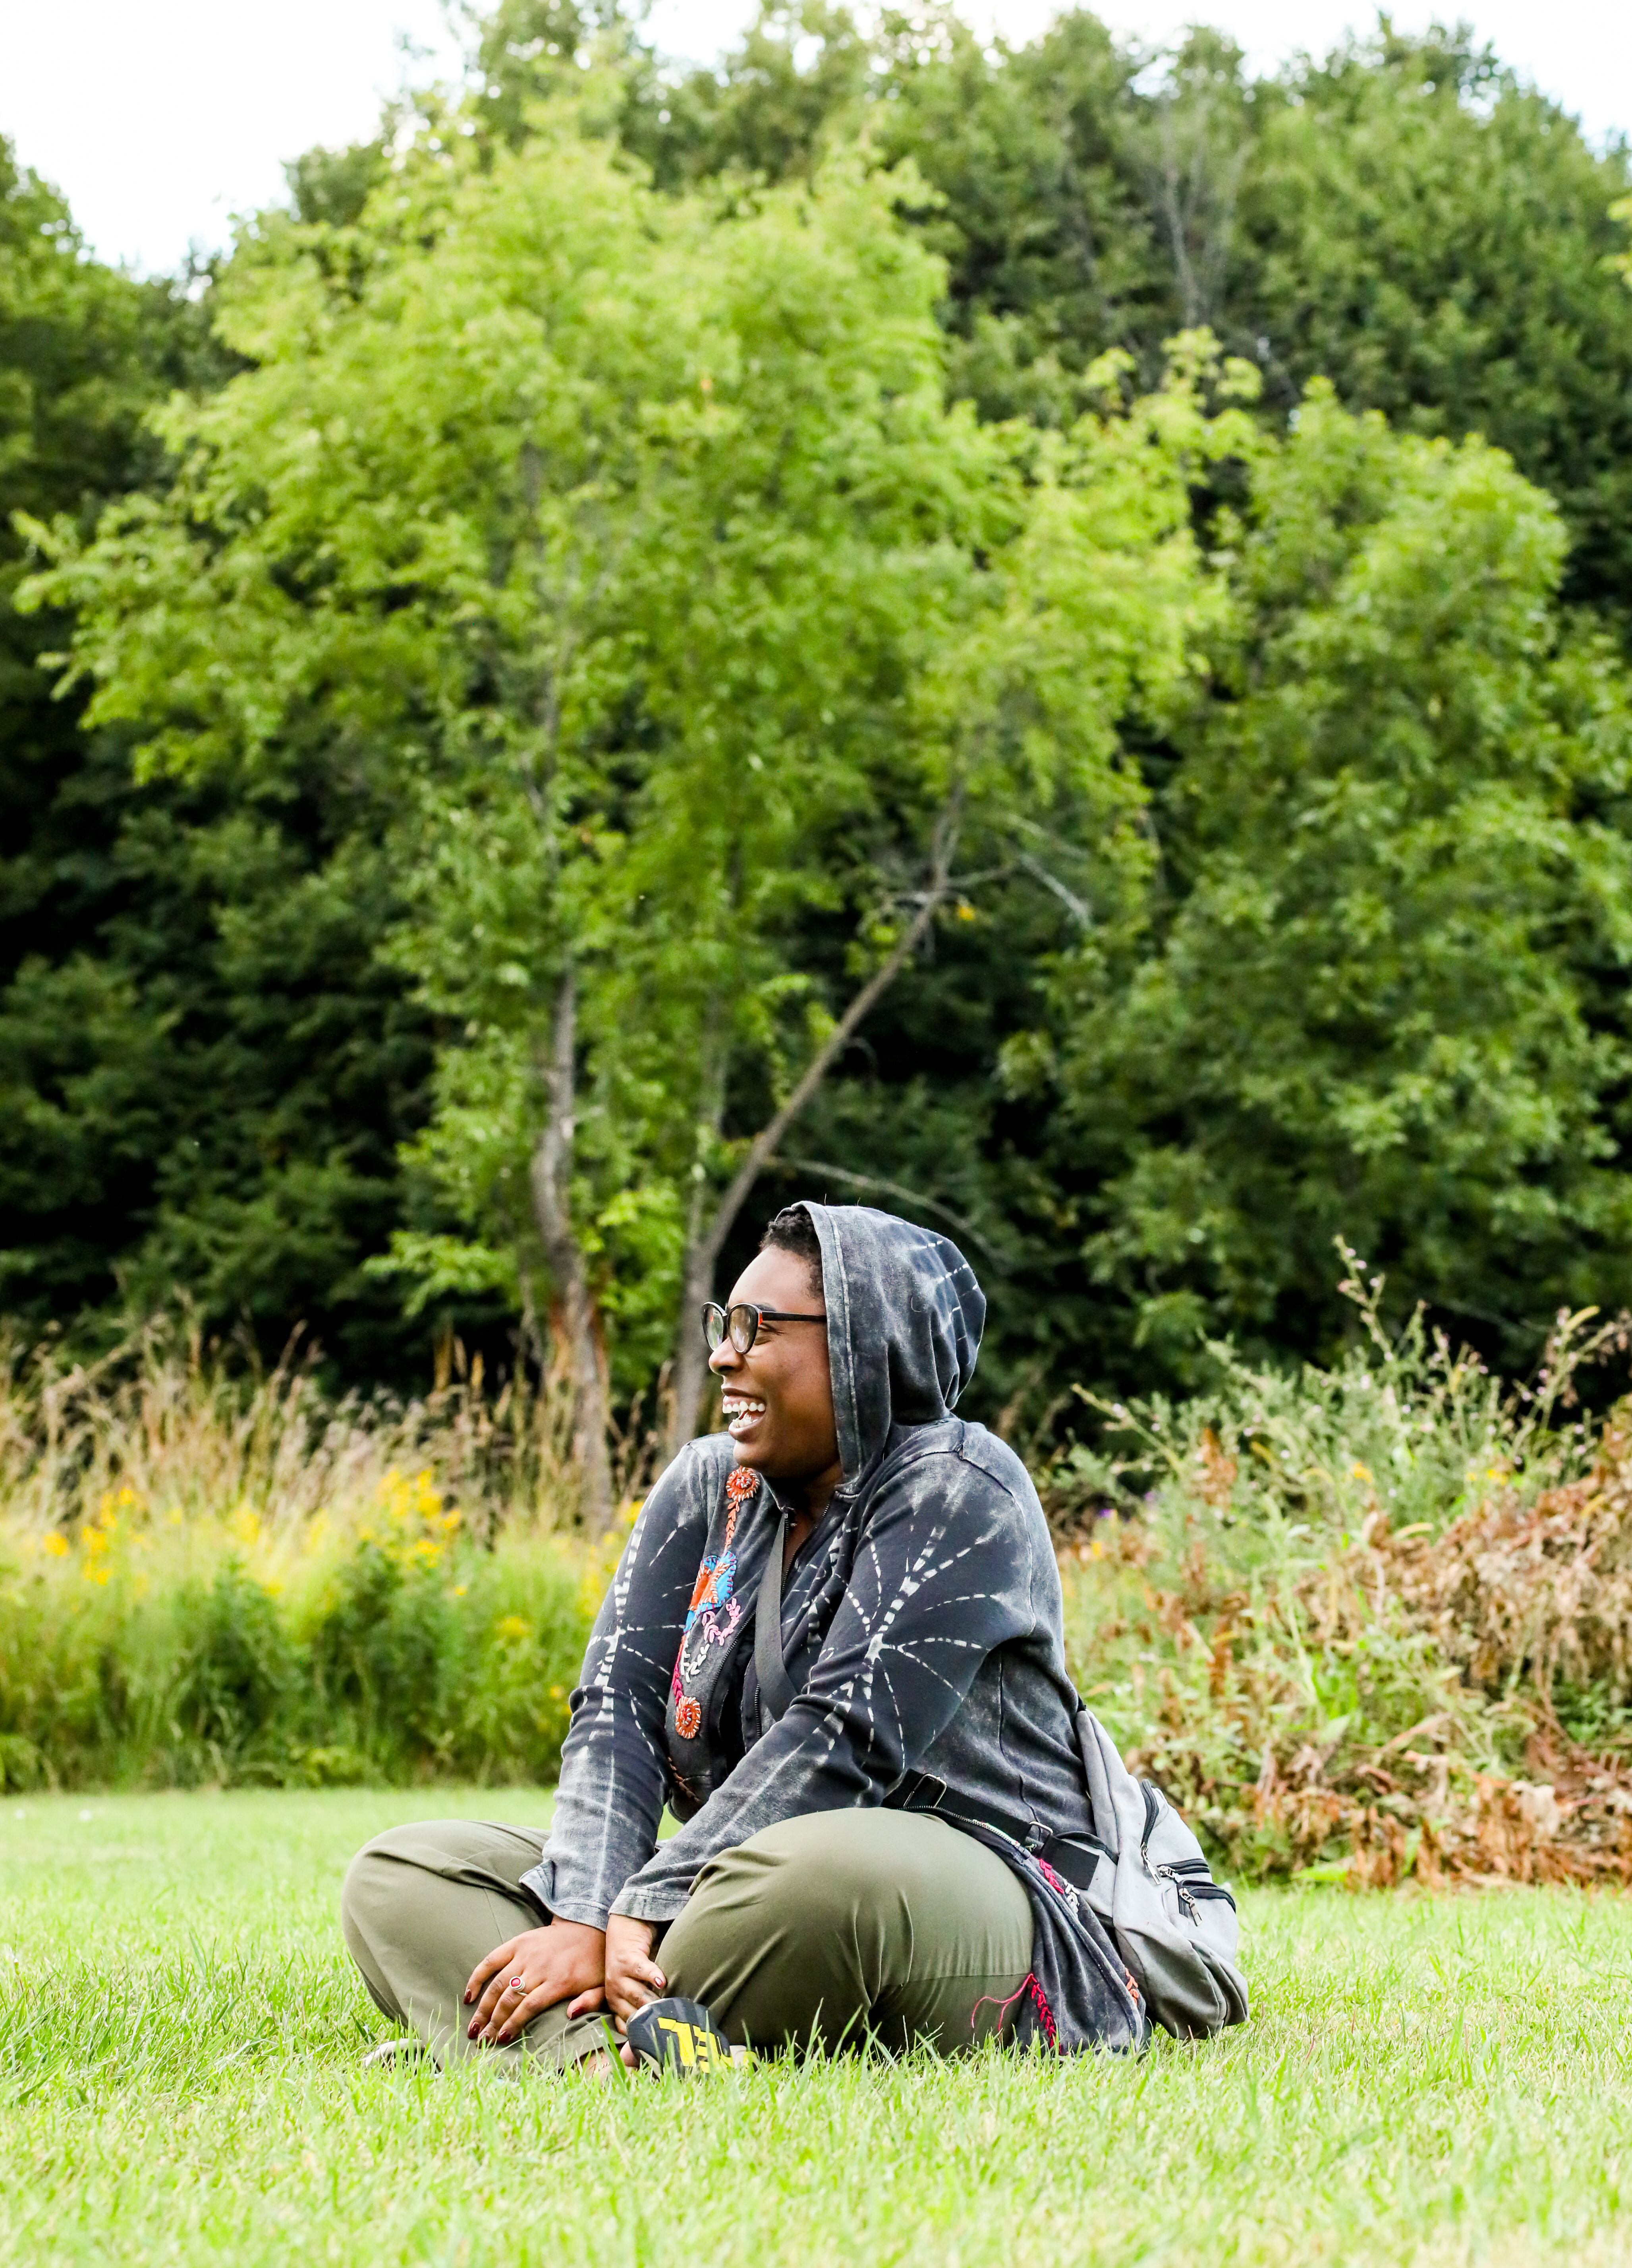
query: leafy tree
0 137 170 1020
682 13 1632 620
631 0 871 190
871 6 1182 420
1035 384 1632 1373
0 139 439 1379
12 3 1632 1442
1231 29 1632 616
27 99 1226 1491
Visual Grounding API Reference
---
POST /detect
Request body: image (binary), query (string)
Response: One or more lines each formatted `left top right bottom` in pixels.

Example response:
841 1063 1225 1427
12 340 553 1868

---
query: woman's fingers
566 1984 607 2019
604 1965 665 2023
463 1920 616 2044
464 1937 520 2008
469 1978 512 2036
471 1964 533 2039
493 1982 556 2046
599 1916 665 2022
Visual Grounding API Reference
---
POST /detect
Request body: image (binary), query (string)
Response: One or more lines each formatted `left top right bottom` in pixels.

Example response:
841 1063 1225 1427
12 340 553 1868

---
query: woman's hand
465 1918 605 2046
576 1914 667 2025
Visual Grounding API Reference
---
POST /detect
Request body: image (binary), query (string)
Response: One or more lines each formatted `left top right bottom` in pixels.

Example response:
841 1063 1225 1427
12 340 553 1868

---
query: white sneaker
361 2036 427 2071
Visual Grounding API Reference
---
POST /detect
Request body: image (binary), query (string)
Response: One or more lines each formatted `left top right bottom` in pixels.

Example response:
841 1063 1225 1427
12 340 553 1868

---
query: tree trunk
668 1000 730 1456
529 968 614 1529
665 797 964 1451
668 1236 721 1465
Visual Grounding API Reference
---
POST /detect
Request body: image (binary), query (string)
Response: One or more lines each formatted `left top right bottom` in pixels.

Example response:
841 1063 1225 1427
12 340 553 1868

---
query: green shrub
0 1487 609 1791
0 1326 639 1789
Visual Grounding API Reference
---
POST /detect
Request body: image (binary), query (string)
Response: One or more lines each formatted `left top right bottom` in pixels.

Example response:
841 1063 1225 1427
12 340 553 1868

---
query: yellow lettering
655 2016 695 2067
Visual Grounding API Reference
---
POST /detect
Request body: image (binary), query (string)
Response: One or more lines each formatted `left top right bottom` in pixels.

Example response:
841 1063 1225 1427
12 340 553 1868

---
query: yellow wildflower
42 1533 70 1560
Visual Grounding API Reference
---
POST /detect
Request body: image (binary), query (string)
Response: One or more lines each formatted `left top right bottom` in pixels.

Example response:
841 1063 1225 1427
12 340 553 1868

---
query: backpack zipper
1171 1859 1236 1905
1138 1782 1162 1866
1180 1879 1237 1910
1136 1784 1200 1917
1140 1787 1237 1917
1165 1870 1199 1920
1170 1858 1237 1910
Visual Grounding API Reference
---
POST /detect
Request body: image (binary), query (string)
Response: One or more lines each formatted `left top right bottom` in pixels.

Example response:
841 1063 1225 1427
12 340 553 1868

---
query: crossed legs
340 1809 1034 2068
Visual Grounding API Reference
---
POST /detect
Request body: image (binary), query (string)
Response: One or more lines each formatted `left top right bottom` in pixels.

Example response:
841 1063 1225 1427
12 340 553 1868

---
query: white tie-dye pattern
521 1205 1089 1945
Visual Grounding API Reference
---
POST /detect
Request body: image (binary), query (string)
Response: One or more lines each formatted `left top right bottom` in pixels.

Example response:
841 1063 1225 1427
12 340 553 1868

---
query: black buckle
895 1770 947 1811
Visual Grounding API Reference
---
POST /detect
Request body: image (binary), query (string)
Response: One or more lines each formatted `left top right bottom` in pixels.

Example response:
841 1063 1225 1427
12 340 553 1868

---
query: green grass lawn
4 1791 1632 2266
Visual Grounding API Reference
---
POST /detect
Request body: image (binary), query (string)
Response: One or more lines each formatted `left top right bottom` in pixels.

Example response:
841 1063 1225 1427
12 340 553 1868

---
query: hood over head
794 1202 985 1483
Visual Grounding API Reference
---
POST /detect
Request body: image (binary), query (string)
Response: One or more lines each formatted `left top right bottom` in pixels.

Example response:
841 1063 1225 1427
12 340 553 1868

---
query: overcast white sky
2 0 1628 276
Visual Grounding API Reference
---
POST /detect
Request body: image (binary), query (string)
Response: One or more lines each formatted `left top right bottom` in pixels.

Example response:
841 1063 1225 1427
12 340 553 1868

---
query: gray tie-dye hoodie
521 1201 1142 2053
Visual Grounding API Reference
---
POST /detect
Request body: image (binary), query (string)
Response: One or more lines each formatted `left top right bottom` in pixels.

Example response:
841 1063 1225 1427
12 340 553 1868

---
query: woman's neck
777 1459 843 1570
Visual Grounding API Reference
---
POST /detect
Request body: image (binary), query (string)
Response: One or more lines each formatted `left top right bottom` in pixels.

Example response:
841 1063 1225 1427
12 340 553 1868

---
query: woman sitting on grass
341 1201 1142 2068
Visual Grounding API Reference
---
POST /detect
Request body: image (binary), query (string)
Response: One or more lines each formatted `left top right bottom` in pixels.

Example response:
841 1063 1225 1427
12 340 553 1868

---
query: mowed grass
4 1794 1632 2266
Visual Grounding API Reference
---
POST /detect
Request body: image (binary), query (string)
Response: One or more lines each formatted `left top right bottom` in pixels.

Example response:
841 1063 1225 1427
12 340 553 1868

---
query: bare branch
1016 851 1092 928
695 790 966 1280
782 1157 1014 1274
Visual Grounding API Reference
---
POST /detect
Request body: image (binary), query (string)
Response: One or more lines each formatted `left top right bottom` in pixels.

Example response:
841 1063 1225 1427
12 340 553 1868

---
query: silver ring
508 1975 525 1990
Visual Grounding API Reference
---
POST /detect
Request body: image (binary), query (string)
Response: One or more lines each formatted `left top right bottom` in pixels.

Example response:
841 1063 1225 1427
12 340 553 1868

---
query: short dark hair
759 1205 823 1295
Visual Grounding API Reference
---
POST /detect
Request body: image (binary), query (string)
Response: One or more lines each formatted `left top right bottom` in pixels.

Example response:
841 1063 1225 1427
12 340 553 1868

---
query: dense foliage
0 1336 606 1788
0 151 434 1382
1056 1271 1632 1883
14 1286 1632 1893
5 1 1632 1453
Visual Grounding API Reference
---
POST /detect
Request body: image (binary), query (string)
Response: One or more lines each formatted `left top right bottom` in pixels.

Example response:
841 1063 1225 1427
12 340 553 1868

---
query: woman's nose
708 1339 738 1376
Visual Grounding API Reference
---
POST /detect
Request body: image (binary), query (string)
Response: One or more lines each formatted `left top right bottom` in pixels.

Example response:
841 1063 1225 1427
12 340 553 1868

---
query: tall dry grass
1053 1249 1632 1885
0 1328 659 1792
13 1266 1632 1879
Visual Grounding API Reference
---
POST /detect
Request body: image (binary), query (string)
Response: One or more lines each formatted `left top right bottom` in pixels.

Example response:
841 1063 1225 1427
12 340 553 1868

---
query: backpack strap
888 1766 1110 1894
1072 1695 1122 1856
754 1513 797 1723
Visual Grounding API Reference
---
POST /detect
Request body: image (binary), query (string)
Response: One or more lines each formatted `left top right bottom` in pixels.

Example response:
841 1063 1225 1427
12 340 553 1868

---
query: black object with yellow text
624 1997 734 2073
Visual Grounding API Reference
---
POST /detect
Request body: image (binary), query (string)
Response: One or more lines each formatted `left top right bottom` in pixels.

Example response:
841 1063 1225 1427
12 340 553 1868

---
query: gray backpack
1074 1705 1249 2040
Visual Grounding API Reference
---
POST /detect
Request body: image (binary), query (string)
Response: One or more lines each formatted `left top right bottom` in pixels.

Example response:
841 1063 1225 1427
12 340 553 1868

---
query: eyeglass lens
701 1303 761 1354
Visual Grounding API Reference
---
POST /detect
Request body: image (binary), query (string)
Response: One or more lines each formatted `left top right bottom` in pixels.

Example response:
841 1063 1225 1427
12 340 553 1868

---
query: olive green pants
341 1809 1034 2069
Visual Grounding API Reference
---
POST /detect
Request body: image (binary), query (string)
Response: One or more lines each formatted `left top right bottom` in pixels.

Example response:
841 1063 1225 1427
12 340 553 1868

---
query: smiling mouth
722 1393 767 1440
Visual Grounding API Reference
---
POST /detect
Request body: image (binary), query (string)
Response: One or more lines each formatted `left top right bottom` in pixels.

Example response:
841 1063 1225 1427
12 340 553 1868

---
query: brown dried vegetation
1053 1251 1632 1886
